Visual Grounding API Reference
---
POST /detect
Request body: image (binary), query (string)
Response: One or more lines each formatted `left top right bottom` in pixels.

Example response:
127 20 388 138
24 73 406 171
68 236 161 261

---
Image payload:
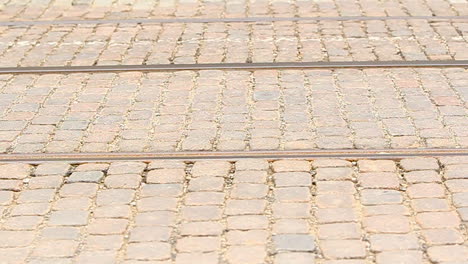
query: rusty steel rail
0 148 467 163
0 15 467 26
0 60 467 75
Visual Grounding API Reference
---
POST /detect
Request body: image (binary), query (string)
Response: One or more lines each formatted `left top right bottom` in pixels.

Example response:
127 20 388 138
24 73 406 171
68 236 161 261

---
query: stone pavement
0 0 467 21
0 0 467 263
0 19 467 67
0 157 468 264
0 68 466 153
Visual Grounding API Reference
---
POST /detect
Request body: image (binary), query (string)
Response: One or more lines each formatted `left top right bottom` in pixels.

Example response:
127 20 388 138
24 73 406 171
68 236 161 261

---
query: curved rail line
0 148 467 163
0 60 467 74
0 15 467 26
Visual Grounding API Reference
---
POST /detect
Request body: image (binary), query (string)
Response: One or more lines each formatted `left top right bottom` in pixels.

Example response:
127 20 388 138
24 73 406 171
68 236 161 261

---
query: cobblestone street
1 158 468 264
0 19 467 67
0 0 467 263
0 68 467 153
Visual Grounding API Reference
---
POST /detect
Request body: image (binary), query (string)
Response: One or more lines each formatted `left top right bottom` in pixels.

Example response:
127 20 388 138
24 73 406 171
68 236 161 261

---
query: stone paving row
0 0 467 21
9 0 468 20
0 157 468 263
0 68 466 153
0 20 467 67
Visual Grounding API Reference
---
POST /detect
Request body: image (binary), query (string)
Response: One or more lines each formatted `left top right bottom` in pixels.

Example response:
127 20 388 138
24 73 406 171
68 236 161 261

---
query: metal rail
0 15 467 26
0 60 467 74
0 148 467 163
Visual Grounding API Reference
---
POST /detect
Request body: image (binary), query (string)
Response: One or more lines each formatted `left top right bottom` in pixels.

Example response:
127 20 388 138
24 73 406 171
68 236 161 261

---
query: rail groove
1 15 467 26
1 60 467 74
0 149 467 163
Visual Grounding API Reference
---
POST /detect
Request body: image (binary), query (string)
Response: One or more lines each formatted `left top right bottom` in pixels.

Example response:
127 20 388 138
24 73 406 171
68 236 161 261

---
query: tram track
0 148 466 163
0 15 467 26
0 60 466 75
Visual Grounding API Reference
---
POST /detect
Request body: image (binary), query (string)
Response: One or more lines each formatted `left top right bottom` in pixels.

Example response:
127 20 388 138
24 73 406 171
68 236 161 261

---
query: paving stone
85 235 124 251
274 252 315 264
96 189 135 206
126 242 171 260
180 221 223 236
411 198 451 212
400 158 439 171
273 234 315 252
225 246 267 264
225 199 267 215
93 205 132 218
35 163 71 176
141 183 184 197
146 169 186 184
88 219 128 235
315 167 353 181
188 177 224 191
416 212 461 228
375 250 423 264
33 240 79 257
274 172 312 187
369 234 420 252
363 215 411 233
404 170 441 183
67 171 104 183
0 179 23 191
104 174 141 189
137 197 178 211
175 252 219 264
445 179 468 192
18 189 56 203
134 211 177 227
320 240 366 259
0 191 14 205
318 222 362 240
49 210 89 226
191 161 231 177
227 215 268 230
316 181 355 194
363 204 410 216
427 245 468 262
129 226 172 242
28 176 63 189
59 183 98 197
233 170 268 183
0 230 36 247
273 219 310 234
315 208 358 223
181 206 222 221
360 189 403 205
407 183 445 198
226 230 268 245
357 160 396 172
272 202 311 218
185 192 225 205
422 228 464 245
41 227 80 240
272 160 310 172
176 236 221 252
107 162 146 175
359 172 400 189
10 202 50 216
0 163 31 179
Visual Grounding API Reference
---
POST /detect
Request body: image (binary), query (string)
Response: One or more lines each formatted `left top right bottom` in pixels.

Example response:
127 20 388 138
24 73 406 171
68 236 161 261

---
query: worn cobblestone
0 68 466 152
0 159 449 261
